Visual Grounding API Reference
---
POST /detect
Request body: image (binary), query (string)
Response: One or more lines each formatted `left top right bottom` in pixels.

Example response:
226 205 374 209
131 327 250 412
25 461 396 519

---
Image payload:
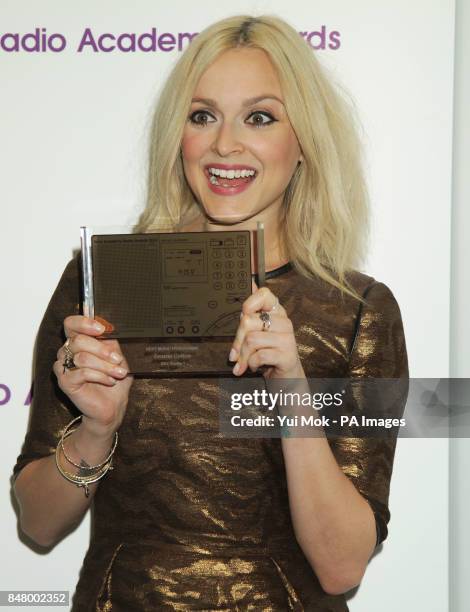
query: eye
188 110 216 126
246 111 277 127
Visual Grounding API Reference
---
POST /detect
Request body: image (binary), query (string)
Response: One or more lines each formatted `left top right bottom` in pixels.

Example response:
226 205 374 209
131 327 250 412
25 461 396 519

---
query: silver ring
259 311 271 331
62 338 76 373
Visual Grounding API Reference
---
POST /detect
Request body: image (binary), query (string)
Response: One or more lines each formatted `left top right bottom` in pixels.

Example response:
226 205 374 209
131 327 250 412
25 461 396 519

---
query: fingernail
114 367 127 377
93 322 105 332
95 316 114 333
233 362 240 375
110 352 122 364
229 348 237 362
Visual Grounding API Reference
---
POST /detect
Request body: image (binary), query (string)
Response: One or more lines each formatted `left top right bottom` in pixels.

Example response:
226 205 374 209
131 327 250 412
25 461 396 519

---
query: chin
203 206 257 226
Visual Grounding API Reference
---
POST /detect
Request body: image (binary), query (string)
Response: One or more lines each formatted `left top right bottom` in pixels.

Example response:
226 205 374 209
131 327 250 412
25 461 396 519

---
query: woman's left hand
229 282 306 379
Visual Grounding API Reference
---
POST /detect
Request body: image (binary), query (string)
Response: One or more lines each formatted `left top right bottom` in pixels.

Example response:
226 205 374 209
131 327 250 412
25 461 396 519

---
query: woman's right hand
53 316 133 439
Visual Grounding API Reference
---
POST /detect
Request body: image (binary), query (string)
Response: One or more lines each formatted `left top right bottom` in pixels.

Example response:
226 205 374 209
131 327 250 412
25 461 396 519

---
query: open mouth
204 166 258 192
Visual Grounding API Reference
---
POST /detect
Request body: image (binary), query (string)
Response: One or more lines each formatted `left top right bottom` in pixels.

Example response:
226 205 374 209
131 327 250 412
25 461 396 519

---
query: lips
204 164 257 195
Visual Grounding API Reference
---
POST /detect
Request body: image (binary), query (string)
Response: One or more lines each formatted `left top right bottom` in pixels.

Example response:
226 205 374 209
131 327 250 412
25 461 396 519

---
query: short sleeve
329 281 409 546
12 256 82 481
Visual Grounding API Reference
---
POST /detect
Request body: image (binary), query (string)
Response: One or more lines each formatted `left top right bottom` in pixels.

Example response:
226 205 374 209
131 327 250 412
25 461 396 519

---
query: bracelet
55 416 118 497
55 446 113 497
60 416 118 470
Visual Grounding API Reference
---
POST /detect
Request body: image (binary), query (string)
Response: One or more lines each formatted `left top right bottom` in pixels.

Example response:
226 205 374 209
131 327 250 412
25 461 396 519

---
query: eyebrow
190 94 285 107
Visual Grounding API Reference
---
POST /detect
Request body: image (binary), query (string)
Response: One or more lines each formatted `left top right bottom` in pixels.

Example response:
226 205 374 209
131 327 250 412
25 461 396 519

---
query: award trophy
80 223 266 375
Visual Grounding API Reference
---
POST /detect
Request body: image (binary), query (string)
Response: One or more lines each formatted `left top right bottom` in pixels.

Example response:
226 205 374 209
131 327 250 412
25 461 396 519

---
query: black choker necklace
251 261 292 283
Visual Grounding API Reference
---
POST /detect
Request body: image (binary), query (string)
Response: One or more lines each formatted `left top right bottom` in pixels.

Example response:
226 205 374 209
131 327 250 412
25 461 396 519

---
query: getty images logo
0 26 341 54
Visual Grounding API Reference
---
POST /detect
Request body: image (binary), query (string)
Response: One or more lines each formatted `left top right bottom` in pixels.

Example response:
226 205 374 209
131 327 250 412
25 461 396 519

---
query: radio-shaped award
80 225 265 375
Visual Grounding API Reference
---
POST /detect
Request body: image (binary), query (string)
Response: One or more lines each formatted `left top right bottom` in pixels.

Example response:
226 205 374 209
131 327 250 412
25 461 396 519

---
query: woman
13 15 408 611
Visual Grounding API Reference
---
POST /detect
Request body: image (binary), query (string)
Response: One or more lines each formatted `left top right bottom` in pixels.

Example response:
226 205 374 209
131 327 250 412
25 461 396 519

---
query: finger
57 334 124 366
230 312 292 362
235 331 286 375
231 312 278 361
100 339 130 368
71 351 128 379
229 314 257 362
64 315 106 340
246 348 281 373
53 360 118 387
241 286 285 317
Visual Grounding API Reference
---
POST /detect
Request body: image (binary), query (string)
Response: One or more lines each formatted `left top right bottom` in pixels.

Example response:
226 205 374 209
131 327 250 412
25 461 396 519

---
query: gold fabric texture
13 256 408 611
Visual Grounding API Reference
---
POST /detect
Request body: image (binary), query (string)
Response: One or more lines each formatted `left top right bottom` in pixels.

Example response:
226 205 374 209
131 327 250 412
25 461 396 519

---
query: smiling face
181 48 302 228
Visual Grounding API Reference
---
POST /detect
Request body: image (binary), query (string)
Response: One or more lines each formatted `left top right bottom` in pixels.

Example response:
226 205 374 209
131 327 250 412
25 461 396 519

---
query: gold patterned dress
13 257 408 611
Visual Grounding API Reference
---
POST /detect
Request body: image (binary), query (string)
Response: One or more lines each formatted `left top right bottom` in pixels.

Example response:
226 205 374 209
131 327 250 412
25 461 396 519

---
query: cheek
275 132 301 165
252 132 300 168
181 131 209 164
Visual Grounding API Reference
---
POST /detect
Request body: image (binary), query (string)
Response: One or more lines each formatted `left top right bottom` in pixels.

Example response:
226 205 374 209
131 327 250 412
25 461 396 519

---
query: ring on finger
62 338 76 373
259 310 271 332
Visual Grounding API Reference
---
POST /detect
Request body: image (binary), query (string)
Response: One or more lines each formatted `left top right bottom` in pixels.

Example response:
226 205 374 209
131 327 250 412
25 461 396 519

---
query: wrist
272 362 306 381
80 415 119 442
288 357 306 379
67 424 115 467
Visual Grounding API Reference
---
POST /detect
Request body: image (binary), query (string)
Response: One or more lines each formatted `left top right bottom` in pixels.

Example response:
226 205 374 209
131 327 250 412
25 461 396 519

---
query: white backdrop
450 0 470 610
1 1 455 610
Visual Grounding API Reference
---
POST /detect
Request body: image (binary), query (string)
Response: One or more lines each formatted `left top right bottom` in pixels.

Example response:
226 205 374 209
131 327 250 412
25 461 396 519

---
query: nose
211 121 244 157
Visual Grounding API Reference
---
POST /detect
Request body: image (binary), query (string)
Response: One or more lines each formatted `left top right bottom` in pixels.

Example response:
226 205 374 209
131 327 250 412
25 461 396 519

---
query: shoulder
346 273 408 377
290 266 399 309
346 272 404 325
344 269 377 296
58 252 82 290
345 270 400 307
39 253 82 330
345 270 406 338
52 252 81 301
341 271 404 329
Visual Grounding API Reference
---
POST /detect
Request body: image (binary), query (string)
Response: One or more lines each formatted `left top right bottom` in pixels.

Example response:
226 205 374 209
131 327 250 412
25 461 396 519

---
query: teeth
209 175 219 185
208 167 255 179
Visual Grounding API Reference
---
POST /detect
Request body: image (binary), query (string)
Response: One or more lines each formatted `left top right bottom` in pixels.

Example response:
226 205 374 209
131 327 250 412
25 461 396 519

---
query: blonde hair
136 15 369 300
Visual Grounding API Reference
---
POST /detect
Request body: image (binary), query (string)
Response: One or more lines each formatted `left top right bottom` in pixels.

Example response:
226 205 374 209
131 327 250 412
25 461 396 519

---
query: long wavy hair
135 15 370 299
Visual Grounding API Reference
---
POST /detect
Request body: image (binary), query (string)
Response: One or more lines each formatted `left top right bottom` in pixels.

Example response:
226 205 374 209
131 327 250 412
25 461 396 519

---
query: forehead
193 48 283 102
